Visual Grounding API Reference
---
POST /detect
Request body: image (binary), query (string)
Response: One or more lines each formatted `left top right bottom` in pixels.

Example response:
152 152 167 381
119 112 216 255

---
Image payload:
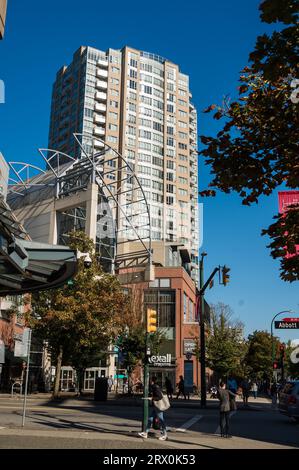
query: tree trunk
53 345 63 399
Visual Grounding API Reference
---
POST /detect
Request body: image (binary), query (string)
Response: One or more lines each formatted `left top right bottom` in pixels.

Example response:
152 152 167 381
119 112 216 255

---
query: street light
271 310 293 365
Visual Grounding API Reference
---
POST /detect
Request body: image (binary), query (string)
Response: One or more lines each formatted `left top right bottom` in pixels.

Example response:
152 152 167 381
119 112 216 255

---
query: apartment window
167 104 174 113
166 173 174 182
129 91 137 100
109 111 118 120
152 181 163 191
178 188 188 196
138 153 151 163
110 89 119 96
152 193 163 203
178 165 188 173
128 114 136 124
130 58 138 68
153 110 163 120
179 154 188 162
168 93 175 102
167 148 175 158
127 149 135 159
109 123 118 131
153 99 164 110
152 145 163 155
153 88 164 99
128 102 136 112
139 141 151 151
153 122 163 132
179 132 187 139
140 63 152 72
139 129 151 139
179 110 187 117
167 161 175 169
166 196 174 205
140 106 152 116
129 80 137 90
127 125 136 136
107 135 117 143
138 165 151 175
178 89 187 96
110 100 118 108
153 133 163 144
178 121 188 128
130 69 138 79
139 177 151 187
167 115 176 124
179 143 187 150
178 177 187 184
140 118 151 127
140 95 152 105
152 168 163 178
167 126 174 135
140 73 152 83
167 82 174 91
141 85 152 95
166 184 174 193
167 137 174 146
178 99 187 106
152 156 163 167
110 77 119 84
111 66 119 73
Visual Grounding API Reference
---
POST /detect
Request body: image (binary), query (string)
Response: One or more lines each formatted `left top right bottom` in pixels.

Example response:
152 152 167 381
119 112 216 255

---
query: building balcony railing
96 80 108 90
97 58 108 68
96 69 108 79
95 91 107 102
94 126 105 136
94 113 106 123
94 139 105 149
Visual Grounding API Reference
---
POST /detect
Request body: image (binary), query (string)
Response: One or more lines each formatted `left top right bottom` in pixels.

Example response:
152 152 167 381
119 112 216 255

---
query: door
184 361 193 394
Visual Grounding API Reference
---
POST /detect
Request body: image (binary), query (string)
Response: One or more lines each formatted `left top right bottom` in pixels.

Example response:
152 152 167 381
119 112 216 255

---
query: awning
0 197 77 295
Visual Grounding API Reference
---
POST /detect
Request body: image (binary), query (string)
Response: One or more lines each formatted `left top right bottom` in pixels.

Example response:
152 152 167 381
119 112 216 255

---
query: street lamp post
270 310 293 365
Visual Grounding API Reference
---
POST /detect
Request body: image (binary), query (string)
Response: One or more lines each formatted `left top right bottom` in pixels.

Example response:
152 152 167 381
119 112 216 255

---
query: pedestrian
107 375 114 392
176 375 187 400
165 376 173 400
251 381 258 399
138 376 168 441
270 381 278 408
227 376 237 410
241 378 250 407
217 381 237 438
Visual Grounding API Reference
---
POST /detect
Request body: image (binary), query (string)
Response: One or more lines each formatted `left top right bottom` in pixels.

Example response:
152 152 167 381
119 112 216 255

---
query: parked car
278 381 299 422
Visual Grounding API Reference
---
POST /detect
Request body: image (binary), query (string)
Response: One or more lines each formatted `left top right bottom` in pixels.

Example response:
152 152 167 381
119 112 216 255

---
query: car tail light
288 396 297 405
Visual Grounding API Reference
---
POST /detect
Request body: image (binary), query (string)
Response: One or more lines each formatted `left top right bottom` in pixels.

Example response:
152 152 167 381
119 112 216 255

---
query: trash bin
94 377 108 401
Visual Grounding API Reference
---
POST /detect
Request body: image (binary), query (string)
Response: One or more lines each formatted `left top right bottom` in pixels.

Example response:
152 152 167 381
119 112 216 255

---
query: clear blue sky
0 0 298 340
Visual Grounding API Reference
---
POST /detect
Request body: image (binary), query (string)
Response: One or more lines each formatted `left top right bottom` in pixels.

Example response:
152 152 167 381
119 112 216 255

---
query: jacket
150 383 163 402
217 388 236 412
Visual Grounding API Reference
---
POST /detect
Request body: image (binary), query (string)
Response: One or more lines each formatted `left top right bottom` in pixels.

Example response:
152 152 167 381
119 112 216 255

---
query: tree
28 231 129 397
244 330 280 380
200 0 299 281
206 303 245 379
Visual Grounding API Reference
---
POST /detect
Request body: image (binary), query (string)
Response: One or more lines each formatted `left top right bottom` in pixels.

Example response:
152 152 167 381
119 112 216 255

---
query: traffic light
147 308 157 333
222 266 230 286
273 360 279 370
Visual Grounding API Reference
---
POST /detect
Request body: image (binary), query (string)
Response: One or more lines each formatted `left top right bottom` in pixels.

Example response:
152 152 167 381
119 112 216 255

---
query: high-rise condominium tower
48 46 199 281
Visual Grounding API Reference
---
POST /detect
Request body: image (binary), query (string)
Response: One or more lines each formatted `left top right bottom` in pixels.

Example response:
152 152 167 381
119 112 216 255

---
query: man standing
176 375 187 400
217 381 237 438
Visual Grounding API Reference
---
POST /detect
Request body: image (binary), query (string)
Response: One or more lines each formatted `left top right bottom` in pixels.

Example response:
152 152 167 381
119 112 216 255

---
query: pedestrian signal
147 308 157 333
222 266 230 286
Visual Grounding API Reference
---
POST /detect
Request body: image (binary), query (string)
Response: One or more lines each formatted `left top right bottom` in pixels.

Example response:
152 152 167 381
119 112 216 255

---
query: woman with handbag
138 376 169 441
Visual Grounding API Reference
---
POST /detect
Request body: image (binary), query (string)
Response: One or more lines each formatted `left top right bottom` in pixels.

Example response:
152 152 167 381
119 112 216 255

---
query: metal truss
7 134 152 274
8 162 49 196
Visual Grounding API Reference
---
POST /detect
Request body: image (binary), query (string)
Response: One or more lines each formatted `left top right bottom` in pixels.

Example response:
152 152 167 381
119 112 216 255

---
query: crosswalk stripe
175 414 203 432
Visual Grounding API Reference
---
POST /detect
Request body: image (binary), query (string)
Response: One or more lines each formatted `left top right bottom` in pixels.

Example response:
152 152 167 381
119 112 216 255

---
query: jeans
220 411 230 436
146 406 166 434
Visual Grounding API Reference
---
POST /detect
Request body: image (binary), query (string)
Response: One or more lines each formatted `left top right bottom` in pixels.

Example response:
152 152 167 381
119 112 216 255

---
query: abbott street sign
275 319 299 329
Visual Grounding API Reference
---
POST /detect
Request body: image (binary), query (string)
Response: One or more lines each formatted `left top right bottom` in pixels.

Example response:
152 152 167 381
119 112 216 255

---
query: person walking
138 376 168 441
107 375 114 392
165 376 173 400
241 378 250 407
217 381 237 438
270 381 278 408
251 381 258 399
176 375 187 400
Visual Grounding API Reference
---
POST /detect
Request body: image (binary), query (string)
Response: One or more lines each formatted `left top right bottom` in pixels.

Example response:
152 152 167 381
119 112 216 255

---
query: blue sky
0 0 298 340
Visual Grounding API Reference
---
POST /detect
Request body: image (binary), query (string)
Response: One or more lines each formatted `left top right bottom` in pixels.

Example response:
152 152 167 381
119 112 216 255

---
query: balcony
95 91 107 102
96 69 108 79
94 139 104 149
97 58 108 68
94 102 106 113
94 113 106 124
96 80 108 90
94 126 105 137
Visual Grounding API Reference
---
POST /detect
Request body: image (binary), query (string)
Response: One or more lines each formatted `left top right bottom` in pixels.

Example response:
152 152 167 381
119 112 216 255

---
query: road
0 396 298 449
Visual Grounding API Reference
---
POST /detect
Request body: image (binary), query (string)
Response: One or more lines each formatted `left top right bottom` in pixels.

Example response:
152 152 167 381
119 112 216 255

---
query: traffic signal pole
199 255 206 408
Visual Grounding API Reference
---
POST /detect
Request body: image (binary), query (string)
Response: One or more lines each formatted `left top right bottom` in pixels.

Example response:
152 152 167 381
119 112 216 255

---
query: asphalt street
0 396 298 449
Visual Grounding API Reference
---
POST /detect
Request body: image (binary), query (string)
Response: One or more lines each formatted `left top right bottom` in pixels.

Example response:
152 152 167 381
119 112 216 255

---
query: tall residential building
48 46 199 282
0 0 7 39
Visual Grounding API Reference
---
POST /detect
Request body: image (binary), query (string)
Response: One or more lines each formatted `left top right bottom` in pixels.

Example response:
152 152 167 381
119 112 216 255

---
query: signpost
274 319 299 329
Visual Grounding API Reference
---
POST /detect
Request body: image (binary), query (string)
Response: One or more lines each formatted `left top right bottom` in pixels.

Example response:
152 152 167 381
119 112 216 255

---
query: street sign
275 320 299 329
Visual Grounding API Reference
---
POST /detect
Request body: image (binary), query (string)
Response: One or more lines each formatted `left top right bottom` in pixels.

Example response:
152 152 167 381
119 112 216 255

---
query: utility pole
142 308 156 431
199 253 207 408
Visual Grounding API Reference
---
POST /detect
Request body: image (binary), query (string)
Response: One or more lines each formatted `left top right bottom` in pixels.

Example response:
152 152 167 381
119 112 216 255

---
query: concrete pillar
85 183 98 242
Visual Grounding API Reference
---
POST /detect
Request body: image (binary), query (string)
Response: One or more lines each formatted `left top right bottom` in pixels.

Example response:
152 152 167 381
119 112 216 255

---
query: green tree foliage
206 303 245 378
28 231 129 397
200 0 299 281
245 330 280 380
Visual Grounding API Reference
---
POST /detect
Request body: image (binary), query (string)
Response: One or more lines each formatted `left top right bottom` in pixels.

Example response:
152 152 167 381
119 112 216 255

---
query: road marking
215 410 237 435
175 414 203 432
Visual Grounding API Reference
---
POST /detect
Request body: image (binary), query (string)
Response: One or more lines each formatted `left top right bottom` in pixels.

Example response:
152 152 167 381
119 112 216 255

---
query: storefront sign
184 339 196 354
148 353 172 367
